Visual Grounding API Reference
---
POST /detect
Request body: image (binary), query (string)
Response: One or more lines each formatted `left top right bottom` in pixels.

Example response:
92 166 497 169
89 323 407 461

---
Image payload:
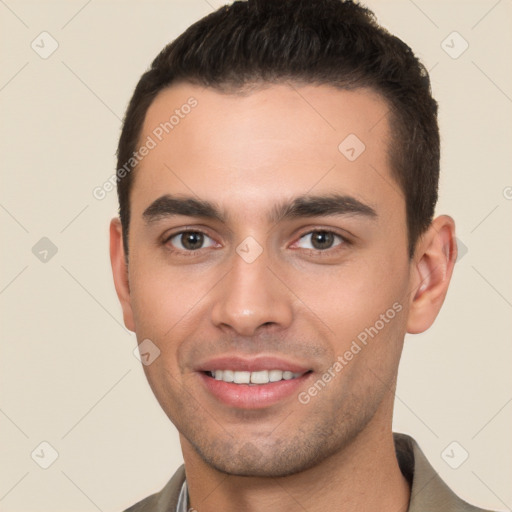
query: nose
210 246 293 337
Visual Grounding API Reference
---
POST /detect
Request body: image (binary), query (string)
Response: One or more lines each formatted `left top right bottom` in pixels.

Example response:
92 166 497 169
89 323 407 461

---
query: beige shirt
124 433 494 512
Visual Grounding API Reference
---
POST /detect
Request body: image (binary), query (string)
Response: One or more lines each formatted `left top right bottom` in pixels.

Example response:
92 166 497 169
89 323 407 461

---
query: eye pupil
311 231 334 250
182 232 204 250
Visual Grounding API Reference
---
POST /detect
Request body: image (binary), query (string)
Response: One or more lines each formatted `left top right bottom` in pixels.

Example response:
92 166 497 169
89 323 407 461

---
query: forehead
132 82 402 221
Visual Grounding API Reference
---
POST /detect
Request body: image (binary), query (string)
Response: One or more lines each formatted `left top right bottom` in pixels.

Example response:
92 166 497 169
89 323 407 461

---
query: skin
110 82 457 512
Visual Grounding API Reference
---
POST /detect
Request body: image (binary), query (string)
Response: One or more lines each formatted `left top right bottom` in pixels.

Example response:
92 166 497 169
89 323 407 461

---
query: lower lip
198 372 312 409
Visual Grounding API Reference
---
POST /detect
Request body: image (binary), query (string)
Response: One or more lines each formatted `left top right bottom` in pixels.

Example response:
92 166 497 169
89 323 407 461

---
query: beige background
0 1 511 511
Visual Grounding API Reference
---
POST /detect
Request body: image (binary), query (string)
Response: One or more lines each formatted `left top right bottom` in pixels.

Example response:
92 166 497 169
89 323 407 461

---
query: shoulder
123 465 186 512
394 433 497 512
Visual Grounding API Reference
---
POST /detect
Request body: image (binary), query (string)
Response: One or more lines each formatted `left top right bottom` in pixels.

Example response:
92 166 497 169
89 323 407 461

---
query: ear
109 218 136 332
406 215 457 334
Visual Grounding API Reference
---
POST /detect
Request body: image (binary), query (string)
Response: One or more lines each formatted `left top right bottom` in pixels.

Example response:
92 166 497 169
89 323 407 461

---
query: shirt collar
176 478 188 512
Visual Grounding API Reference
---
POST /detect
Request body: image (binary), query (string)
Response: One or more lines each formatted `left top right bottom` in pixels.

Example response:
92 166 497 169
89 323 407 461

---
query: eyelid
162 226 215 243
162 227 219 253
286 228 353 258
291 226 353 245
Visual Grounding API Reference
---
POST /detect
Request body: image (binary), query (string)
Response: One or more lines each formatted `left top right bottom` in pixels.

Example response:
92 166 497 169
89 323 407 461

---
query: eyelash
292 230 350 256
162 228 217 256
162 228 351 256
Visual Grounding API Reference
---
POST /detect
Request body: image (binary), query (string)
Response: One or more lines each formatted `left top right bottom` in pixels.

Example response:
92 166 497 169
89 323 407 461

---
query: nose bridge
211 241 292 335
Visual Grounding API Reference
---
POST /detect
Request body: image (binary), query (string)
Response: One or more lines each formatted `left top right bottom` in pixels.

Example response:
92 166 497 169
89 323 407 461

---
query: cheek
297 262 406 321
285 248 410 353
128 251 213 339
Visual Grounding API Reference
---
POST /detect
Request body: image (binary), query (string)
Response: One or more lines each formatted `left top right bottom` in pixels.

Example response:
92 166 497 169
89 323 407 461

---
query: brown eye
167 231 215 251
296 230 344 251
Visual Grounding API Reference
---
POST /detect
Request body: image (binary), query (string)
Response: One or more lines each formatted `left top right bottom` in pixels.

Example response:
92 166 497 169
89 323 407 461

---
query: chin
190 438 334 478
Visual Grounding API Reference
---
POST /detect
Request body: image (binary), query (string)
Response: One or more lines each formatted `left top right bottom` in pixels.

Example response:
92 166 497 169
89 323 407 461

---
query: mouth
198 366 314 409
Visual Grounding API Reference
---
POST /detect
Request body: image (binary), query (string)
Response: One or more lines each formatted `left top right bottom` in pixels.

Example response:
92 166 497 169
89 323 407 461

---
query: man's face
119 82 415 476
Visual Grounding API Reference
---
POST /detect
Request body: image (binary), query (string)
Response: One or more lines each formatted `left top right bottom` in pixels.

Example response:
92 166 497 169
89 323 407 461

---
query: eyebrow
142 193 377 225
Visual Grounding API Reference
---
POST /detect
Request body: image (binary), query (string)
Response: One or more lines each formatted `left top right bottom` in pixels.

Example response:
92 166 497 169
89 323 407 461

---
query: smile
199 369 313 409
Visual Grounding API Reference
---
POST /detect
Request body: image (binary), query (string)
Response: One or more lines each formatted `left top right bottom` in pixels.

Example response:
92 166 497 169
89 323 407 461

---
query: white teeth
250 370 268 384
269 370 284 382
222 369 234 382
210 369 302 384
233 371 250 384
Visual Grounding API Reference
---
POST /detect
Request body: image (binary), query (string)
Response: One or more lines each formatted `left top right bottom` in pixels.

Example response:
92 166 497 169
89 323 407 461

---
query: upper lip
196 355 312 374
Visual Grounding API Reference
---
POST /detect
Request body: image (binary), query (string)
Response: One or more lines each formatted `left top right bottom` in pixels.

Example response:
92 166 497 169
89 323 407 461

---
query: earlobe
109 218 136 332
406 215 457 334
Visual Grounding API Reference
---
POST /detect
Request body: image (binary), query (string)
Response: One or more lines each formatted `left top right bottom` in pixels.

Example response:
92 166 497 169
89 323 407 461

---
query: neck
181 422 410 512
